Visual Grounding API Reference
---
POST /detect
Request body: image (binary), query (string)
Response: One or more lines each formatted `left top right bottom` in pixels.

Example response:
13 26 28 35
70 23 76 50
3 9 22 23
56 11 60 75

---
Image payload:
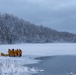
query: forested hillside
0 13 76 44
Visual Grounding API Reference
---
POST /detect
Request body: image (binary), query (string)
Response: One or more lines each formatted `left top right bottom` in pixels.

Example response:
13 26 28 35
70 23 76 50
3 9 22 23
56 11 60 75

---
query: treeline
0 13 76 44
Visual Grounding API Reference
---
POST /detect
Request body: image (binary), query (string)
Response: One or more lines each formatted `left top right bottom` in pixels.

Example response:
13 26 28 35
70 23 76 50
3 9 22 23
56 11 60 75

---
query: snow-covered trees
0 13 76 44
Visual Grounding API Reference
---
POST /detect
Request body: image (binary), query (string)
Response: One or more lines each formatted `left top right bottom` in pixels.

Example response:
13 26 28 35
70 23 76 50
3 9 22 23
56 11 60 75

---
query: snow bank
0 57 43 75
0 61 41 75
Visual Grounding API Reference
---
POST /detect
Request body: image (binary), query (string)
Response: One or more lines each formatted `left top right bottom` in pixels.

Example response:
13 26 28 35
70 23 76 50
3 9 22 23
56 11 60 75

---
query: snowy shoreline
0 55 44 75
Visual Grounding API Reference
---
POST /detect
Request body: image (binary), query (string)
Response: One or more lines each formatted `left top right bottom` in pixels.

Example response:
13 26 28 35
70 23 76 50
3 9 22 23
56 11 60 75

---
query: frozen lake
0 43 76 75
27 55 76 75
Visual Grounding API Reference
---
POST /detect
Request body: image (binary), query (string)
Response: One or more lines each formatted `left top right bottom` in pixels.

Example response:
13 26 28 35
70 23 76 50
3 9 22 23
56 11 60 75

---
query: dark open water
26 55 76 75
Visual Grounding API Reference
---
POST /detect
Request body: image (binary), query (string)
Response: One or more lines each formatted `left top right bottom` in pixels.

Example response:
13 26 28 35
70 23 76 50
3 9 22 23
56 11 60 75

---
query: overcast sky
0 0 76 33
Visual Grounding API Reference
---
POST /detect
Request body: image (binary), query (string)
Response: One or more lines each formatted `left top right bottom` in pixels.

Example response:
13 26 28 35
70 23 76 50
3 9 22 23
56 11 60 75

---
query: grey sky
0 0 76 33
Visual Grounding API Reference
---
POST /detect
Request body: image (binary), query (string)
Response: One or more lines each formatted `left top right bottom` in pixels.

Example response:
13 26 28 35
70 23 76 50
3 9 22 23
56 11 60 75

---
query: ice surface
0 43 76 56
0 43 76 75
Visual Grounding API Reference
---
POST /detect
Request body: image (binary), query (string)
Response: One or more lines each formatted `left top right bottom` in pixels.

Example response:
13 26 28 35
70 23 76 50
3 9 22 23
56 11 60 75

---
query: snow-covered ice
0 43 76 75
0 43 76 56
